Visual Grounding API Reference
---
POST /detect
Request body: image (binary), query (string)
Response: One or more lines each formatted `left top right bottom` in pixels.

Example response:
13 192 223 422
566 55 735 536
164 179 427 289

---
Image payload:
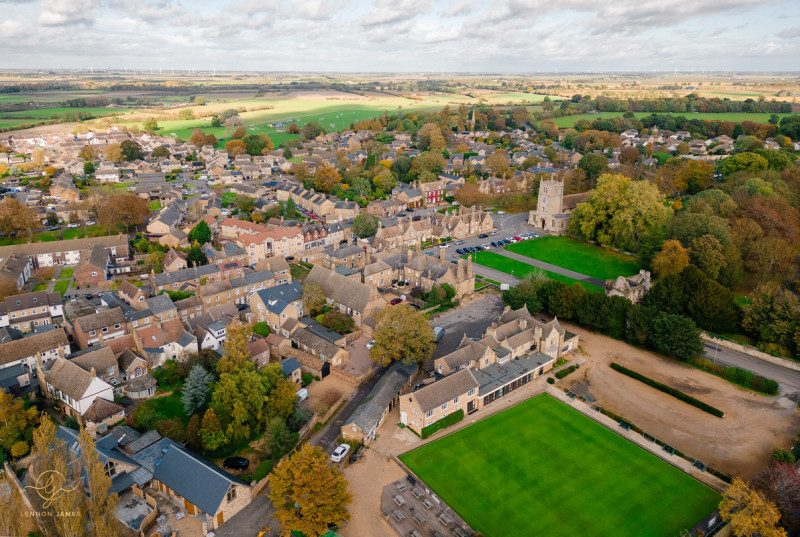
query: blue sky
0 0 798 71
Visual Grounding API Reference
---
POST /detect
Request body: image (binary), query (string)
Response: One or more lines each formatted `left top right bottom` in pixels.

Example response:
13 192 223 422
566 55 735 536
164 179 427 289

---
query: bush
546 377 555 385
252 459 273 482
555 365 578 379
610 362 724 418
421 409 464 439
689 358 779 395
302 372 313 387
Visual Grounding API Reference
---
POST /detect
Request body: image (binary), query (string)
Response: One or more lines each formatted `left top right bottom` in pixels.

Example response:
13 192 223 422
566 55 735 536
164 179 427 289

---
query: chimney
407 245 413 261
439 246 446 262
466 254 473 278
457 258 465 280
90 366 97 378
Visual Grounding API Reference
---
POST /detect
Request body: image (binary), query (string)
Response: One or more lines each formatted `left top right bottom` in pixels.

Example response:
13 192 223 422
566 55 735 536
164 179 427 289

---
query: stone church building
528 179 588 235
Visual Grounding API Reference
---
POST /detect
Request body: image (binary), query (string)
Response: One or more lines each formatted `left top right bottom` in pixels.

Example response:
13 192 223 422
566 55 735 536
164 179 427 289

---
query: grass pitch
468 250 603 292
506 235 641 281
400 395 720 537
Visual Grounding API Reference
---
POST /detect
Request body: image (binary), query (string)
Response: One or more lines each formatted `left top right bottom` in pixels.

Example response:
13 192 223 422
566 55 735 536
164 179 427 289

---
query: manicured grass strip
147 392 190 424
53 280 69 296
32 283 48 292
421 409 463 439
59 268 74 278
400 394 720 537
506 235 641 280
610 362 724 418
468 251 603 292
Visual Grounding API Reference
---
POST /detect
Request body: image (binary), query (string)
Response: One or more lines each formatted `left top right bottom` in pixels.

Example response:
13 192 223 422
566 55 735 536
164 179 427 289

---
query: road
309 365 388 452
703 342 800 393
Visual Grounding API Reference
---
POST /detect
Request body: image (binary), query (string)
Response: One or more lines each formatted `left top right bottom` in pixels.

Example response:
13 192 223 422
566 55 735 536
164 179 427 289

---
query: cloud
361 0 430 27
39 0 100 26
0 19 24 37
443 0 475 18
777 27 800 39
709 26 729 37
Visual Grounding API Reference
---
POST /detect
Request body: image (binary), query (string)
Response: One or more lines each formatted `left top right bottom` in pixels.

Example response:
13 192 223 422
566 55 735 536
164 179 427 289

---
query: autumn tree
719 477 786 537
303 283 326 314
314 163 342 193
0 390 39 458
217 323 253 375
235 194 255 214
104 143 123 162
200 408 227 451
651 240 690 279
178 109 195 120
0 473 27 537
689 234 727 281
269 443 353 537
0 197 40 241
486 151 511 178
568 174 672 253
371 305 435 366
232 126 246 139
577 153 608 182
79 428 120 537
225 139 246 156
454 182 488 207
30 416 87 537
151 145 170 158
120 140 144 161
752 463 800 534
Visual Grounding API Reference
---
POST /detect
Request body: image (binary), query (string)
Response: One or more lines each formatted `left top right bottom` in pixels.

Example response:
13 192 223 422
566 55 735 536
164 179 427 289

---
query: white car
331 443 351 463
366 340 375 350
490 231 499 236
497 211 506 215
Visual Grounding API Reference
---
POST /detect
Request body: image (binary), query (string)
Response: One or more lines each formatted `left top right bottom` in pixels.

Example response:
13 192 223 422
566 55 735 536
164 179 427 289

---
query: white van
296 388 309 401
433 326 445 342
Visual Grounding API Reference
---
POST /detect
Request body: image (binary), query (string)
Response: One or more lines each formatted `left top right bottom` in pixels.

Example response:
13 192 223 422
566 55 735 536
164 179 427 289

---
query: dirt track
563 325 800 479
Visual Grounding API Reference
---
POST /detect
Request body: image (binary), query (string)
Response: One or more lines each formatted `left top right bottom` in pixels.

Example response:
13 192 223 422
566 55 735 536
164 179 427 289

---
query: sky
0 0 799 72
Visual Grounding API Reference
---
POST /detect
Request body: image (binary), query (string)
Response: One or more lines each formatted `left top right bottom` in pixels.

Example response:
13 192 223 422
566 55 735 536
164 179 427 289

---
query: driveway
214 495 278 537
310 364 388 452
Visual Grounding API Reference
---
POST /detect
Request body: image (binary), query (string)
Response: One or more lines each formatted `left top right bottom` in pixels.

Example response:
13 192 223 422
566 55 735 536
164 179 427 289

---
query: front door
217 512 224 526
400 411 407 426
184 499 195 515
467 401 476 413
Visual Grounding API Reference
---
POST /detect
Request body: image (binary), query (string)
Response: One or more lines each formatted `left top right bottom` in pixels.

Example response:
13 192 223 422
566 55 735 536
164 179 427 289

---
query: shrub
610 362 724 418
689 358 778 395
555 365 578 380
546 377 555 385
252 459 273 482
773 448 796 464
421 409 464 439
302 372 313 387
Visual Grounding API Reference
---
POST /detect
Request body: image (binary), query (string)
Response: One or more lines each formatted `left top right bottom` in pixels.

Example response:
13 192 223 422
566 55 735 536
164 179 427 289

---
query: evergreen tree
189 220 211 245
182 364 214 416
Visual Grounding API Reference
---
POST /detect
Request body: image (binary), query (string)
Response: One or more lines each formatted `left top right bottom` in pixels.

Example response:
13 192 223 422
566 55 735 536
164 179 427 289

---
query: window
226 486 237 503
89 330 96 336
468 388 476 397
114 323 120 329
102 327 108 333
425 409 435 418
91 271 97 277
453 396 460 404
441 402 448 411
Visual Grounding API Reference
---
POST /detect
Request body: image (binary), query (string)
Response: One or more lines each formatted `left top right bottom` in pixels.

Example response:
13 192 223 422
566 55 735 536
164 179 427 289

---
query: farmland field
467 250 603 292
546 111 797 128
505 235 641 281
400 394 721 537
0 107 131 118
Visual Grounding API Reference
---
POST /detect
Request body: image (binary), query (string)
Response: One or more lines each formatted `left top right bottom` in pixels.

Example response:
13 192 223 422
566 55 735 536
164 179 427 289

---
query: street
703 341 800 393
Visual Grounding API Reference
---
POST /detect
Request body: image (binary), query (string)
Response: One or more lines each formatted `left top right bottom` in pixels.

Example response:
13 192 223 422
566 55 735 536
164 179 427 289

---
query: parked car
391 298 403 305
296 388 309 401
441 244 450 248
496 211 506 215
481 244 490 250
478 233 489 239
397 213 406 217
514 236 522 241
366 340 375 349
490 231 499 236
406 208 414 212
331 444 351 463
223 457 250 471
455 240 465 245
456 248 465 255
491 241 499 247
86 220 96 225
409 303 421 310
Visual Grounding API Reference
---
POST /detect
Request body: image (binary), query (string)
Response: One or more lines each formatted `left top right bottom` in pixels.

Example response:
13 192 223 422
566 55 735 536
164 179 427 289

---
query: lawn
32 282 48 292
546 111 796 128
149 200 162 212
468 251 603 292
400 395 720 537
52 280 69 296
506 236 641 281
148 392 190 425
59 268 74 278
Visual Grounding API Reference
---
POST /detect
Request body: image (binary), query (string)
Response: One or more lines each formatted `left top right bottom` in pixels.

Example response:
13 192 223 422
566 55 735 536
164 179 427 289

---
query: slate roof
0 291 61 314
303 265 374 313
0 327 68 367
153 264 220 287
345 361 416 432
411 368 479 413
145 294 176 315
280 357 301 376
68 345 117 374
255 281 303 305
83 397 125 422
149 438 248 515
44 358 97 401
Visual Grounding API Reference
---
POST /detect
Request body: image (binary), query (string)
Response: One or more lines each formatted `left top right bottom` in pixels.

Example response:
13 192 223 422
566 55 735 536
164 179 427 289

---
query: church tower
529 179 565 233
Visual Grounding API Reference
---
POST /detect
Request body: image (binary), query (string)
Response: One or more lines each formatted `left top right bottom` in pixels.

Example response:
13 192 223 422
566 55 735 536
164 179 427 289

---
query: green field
546 111 797 128
468 251 603 292
506 235 641 281
59 268 74 278
148 392 189 424
400 395 720 537
1 107 131 119
32 283 48 292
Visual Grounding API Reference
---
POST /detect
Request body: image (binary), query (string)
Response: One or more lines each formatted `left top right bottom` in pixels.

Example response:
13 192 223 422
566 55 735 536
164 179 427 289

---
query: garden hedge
610 362 724 418
555 365 578 379
421 409 464 439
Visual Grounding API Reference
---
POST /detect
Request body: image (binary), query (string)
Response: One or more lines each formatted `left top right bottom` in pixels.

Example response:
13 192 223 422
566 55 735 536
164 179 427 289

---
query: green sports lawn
468 250 603 292
400 395 720 537
506 235 641 281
